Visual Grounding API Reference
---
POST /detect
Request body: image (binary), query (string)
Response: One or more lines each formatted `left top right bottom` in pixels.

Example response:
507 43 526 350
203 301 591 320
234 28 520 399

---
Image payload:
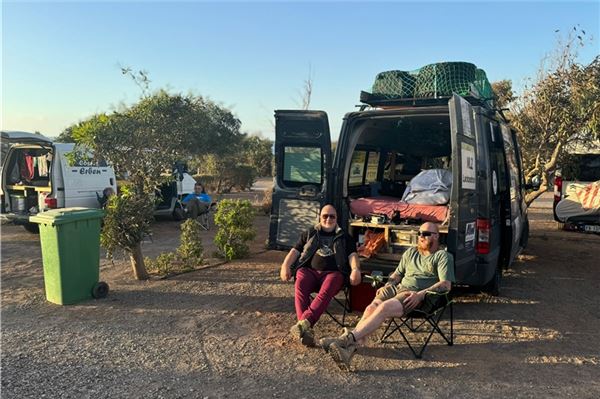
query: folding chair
380 290 454 359
311 285 352 328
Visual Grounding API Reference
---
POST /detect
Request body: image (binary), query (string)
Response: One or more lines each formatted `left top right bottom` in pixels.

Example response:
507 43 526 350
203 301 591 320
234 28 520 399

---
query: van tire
172 204 185 221
483 266 502 296
23 223 40 234
520 218 530 249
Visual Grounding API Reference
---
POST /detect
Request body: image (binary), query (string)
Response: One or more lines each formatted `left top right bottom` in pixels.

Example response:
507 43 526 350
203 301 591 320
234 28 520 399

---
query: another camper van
1 131 117 232
268 90 537 295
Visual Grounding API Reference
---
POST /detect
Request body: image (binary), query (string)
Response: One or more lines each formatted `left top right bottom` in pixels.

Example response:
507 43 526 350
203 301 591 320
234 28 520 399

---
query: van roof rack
359 91 492 109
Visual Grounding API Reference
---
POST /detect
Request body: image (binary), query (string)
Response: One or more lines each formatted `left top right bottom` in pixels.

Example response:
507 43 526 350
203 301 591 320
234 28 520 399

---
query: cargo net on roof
368 62 494 104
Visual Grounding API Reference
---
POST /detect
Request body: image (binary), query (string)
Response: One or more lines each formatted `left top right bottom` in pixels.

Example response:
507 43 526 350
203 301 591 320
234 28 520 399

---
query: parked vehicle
268 92 538 295
153 168 197 220
1 131 117 233
553 153 600 233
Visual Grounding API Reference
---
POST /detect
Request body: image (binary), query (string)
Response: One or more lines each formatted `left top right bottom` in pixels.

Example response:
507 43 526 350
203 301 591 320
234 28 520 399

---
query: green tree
67 89 243 279
510 28 600 204
491 80 515 111
242 135 273 177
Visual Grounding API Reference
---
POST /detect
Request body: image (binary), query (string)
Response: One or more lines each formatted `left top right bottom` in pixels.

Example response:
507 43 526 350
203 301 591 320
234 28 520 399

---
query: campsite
1 191 599 398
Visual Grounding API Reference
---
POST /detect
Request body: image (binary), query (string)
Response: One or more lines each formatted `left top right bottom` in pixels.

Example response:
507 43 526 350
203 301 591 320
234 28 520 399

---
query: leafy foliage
213 199 256 260
145 219 204 276
510 28 600 204
101 185 154 256
62 88 243 279
177 219 204 268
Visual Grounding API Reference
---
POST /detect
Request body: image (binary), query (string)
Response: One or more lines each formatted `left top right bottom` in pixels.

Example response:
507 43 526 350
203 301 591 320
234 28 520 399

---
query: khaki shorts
375 284 420 314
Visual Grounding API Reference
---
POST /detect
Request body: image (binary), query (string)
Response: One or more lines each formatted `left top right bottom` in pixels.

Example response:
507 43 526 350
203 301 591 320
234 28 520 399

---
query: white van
1 131 117 232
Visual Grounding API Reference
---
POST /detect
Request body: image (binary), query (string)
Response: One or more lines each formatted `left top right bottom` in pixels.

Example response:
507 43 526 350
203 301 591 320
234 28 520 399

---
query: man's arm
280 248 300 282
348 252 361 286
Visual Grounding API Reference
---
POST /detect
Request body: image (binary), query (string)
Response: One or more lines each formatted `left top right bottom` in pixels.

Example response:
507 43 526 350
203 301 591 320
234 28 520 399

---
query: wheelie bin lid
29 207 105 226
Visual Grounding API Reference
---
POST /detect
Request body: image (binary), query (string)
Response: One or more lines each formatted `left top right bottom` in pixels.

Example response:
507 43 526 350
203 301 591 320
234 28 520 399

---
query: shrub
145 252 177 275
214 199 256 260
177 219 204 269
262 187 273 215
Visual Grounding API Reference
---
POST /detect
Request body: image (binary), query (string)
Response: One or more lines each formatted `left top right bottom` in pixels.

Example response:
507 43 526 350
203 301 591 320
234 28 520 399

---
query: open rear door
268 110 332 250
500 124 525 264
448 94 478 281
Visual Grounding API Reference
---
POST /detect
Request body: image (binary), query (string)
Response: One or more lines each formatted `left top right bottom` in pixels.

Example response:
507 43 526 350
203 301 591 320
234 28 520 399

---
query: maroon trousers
294 267 344 326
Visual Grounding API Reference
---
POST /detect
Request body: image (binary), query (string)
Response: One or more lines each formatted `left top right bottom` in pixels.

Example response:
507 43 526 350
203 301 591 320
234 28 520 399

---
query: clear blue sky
2 1 599 141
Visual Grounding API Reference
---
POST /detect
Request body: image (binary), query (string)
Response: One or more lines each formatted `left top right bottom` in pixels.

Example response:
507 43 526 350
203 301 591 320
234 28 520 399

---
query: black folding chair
380 290 454 359
310 285 352 328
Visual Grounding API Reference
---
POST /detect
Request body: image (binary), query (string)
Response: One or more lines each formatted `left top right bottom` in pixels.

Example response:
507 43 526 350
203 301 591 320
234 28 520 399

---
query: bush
214 199 256 260
262 187 273 215
177 219 204 269
145 219 205 276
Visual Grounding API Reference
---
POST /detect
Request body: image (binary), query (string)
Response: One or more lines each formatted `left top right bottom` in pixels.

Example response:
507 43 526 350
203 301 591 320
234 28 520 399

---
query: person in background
280 204 362 347
181 182 211 219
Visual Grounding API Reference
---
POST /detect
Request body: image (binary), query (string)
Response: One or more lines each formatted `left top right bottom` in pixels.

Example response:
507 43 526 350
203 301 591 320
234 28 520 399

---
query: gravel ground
1 192 600 398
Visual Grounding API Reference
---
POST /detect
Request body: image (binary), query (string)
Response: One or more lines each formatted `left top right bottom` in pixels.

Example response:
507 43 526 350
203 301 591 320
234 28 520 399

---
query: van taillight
45 198 57 209
554 176 563 202
476 218 490 254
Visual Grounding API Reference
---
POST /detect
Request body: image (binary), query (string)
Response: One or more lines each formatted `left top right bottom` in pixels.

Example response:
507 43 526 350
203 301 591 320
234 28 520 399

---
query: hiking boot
289 320 315 347
329 342 357 369
319 327 350 352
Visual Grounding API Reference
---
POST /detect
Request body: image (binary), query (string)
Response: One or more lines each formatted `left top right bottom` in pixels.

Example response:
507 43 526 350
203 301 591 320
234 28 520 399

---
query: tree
510 27 600 205
67 89 243 279
242 135 273 177
491 80 514 111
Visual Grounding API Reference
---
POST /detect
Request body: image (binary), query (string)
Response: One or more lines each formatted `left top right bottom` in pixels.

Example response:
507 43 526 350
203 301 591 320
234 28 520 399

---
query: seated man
280 204 362 347
181 182 211 219
320 221 454 367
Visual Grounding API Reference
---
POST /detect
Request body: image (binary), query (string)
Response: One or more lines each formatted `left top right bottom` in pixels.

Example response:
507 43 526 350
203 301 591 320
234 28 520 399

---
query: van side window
349 150 367 186
282 146 322 186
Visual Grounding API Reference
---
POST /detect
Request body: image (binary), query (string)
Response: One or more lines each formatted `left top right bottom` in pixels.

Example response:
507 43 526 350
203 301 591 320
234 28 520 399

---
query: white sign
465 222 475 242
461 100 473 138
461 142 476 190
492 170 498 195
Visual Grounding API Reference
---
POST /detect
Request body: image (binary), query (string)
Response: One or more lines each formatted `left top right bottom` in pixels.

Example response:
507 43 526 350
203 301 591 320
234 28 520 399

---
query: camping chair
379 290 454 359
180 199 215 231
311 284 352 328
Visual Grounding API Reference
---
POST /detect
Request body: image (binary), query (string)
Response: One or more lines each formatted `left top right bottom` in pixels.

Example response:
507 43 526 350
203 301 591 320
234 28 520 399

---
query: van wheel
92 282 109 299
483 266 502 296
23 223 40 234
172 204 185 221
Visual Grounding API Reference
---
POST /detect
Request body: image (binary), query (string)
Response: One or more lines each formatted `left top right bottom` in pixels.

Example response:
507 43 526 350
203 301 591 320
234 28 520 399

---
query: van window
365 152 380 183
282 146 322 186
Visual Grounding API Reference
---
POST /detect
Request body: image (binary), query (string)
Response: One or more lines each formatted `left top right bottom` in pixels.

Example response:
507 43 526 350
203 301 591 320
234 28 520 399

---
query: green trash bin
30 207 109 305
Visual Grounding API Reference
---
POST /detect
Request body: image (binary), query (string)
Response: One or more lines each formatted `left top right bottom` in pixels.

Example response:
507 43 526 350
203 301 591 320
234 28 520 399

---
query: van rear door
268 110 332 250
500 125 525 264
448 94 478 281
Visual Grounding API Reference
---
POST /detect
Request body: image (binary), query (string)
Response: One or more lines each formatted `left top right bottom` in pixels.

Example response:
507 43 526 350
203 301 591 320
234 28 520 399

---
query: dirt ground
1 192 599 398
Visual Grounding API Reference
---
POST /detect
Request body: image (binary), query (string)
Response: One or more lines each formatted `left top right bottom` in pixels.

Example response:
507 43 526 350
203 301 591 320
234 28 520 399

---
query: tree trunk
129 242 149 280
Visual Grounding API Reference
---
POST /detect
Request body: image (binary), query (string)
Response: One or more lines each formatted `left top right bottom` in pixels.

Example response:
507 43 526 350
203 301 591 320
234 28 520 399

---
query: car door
268 110 332 250
448 94 478 282
500 124 525 263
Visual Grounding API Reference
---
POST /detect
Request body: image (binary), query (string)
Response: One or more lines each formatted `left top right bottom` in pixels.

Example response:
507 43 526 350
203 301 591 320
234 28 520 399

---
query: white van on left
1 131 117 233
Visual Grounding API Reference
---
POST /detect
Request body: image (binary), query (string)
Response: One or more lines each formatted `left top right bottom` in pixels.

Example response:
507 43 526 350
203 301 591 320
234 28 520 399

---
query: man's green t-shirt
395 247 455 291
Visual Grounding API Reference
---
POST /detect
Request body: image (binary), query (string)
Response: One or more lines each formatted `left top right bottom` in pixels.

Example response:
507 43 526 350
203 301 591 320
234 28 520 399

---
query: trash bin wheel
92 282 109 299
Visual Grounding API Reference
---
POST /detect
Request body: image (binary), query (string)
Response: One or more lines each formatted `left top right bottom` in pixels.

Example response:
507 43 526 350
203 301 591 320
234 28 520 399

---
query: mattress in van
350 196 448 223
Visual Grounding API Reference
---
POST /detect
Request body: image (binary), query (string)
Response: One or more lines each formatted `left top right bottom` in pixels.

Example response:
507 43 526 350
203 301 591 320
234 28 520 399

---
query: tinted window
282 146 322 185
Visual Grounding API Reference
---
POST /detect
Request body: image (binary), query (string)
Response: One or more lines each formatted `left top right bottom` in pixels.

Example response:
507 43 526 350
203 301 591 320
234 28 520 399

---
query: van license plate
584 225 600 233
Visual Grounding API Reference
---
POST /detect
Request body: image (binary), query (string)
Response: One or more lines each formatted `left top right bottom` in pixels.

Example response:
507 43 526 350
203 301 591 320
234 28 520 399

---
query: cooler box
350 274 377 312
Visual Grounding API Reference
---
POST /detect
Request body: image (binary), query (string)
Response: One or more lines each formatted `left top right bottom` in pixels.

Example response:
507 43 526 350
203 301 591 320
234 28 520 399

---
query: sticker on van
461 142 476 190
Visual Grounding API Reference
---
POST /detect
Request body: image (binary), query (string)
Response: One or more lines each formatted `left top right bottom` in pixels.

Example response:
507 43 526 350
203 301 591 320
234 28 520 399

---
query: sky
2 1 599 141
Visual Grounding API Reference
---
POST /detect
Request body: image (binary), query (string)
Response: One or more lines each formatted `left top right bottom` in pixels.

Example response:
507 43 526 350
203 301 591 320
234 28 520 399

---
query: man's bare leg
351 298 404 344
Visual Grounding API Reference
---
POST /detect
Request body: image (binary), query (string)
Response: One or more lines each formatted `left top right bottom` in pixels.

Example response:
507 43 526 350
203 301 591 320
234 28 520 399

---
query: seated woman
181 182 211 219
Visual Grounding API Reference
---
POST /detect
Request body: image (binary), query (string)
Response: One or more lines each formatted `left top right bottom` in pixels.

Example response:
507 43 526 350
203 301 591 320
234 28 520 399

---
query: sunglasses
321 214 337 220
418 231 437 237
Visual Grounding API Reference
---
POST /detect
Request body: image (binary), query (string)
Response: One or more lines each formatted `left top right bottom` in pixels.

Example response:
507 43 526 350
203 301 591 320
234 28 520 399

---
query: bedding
350 196 448 223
